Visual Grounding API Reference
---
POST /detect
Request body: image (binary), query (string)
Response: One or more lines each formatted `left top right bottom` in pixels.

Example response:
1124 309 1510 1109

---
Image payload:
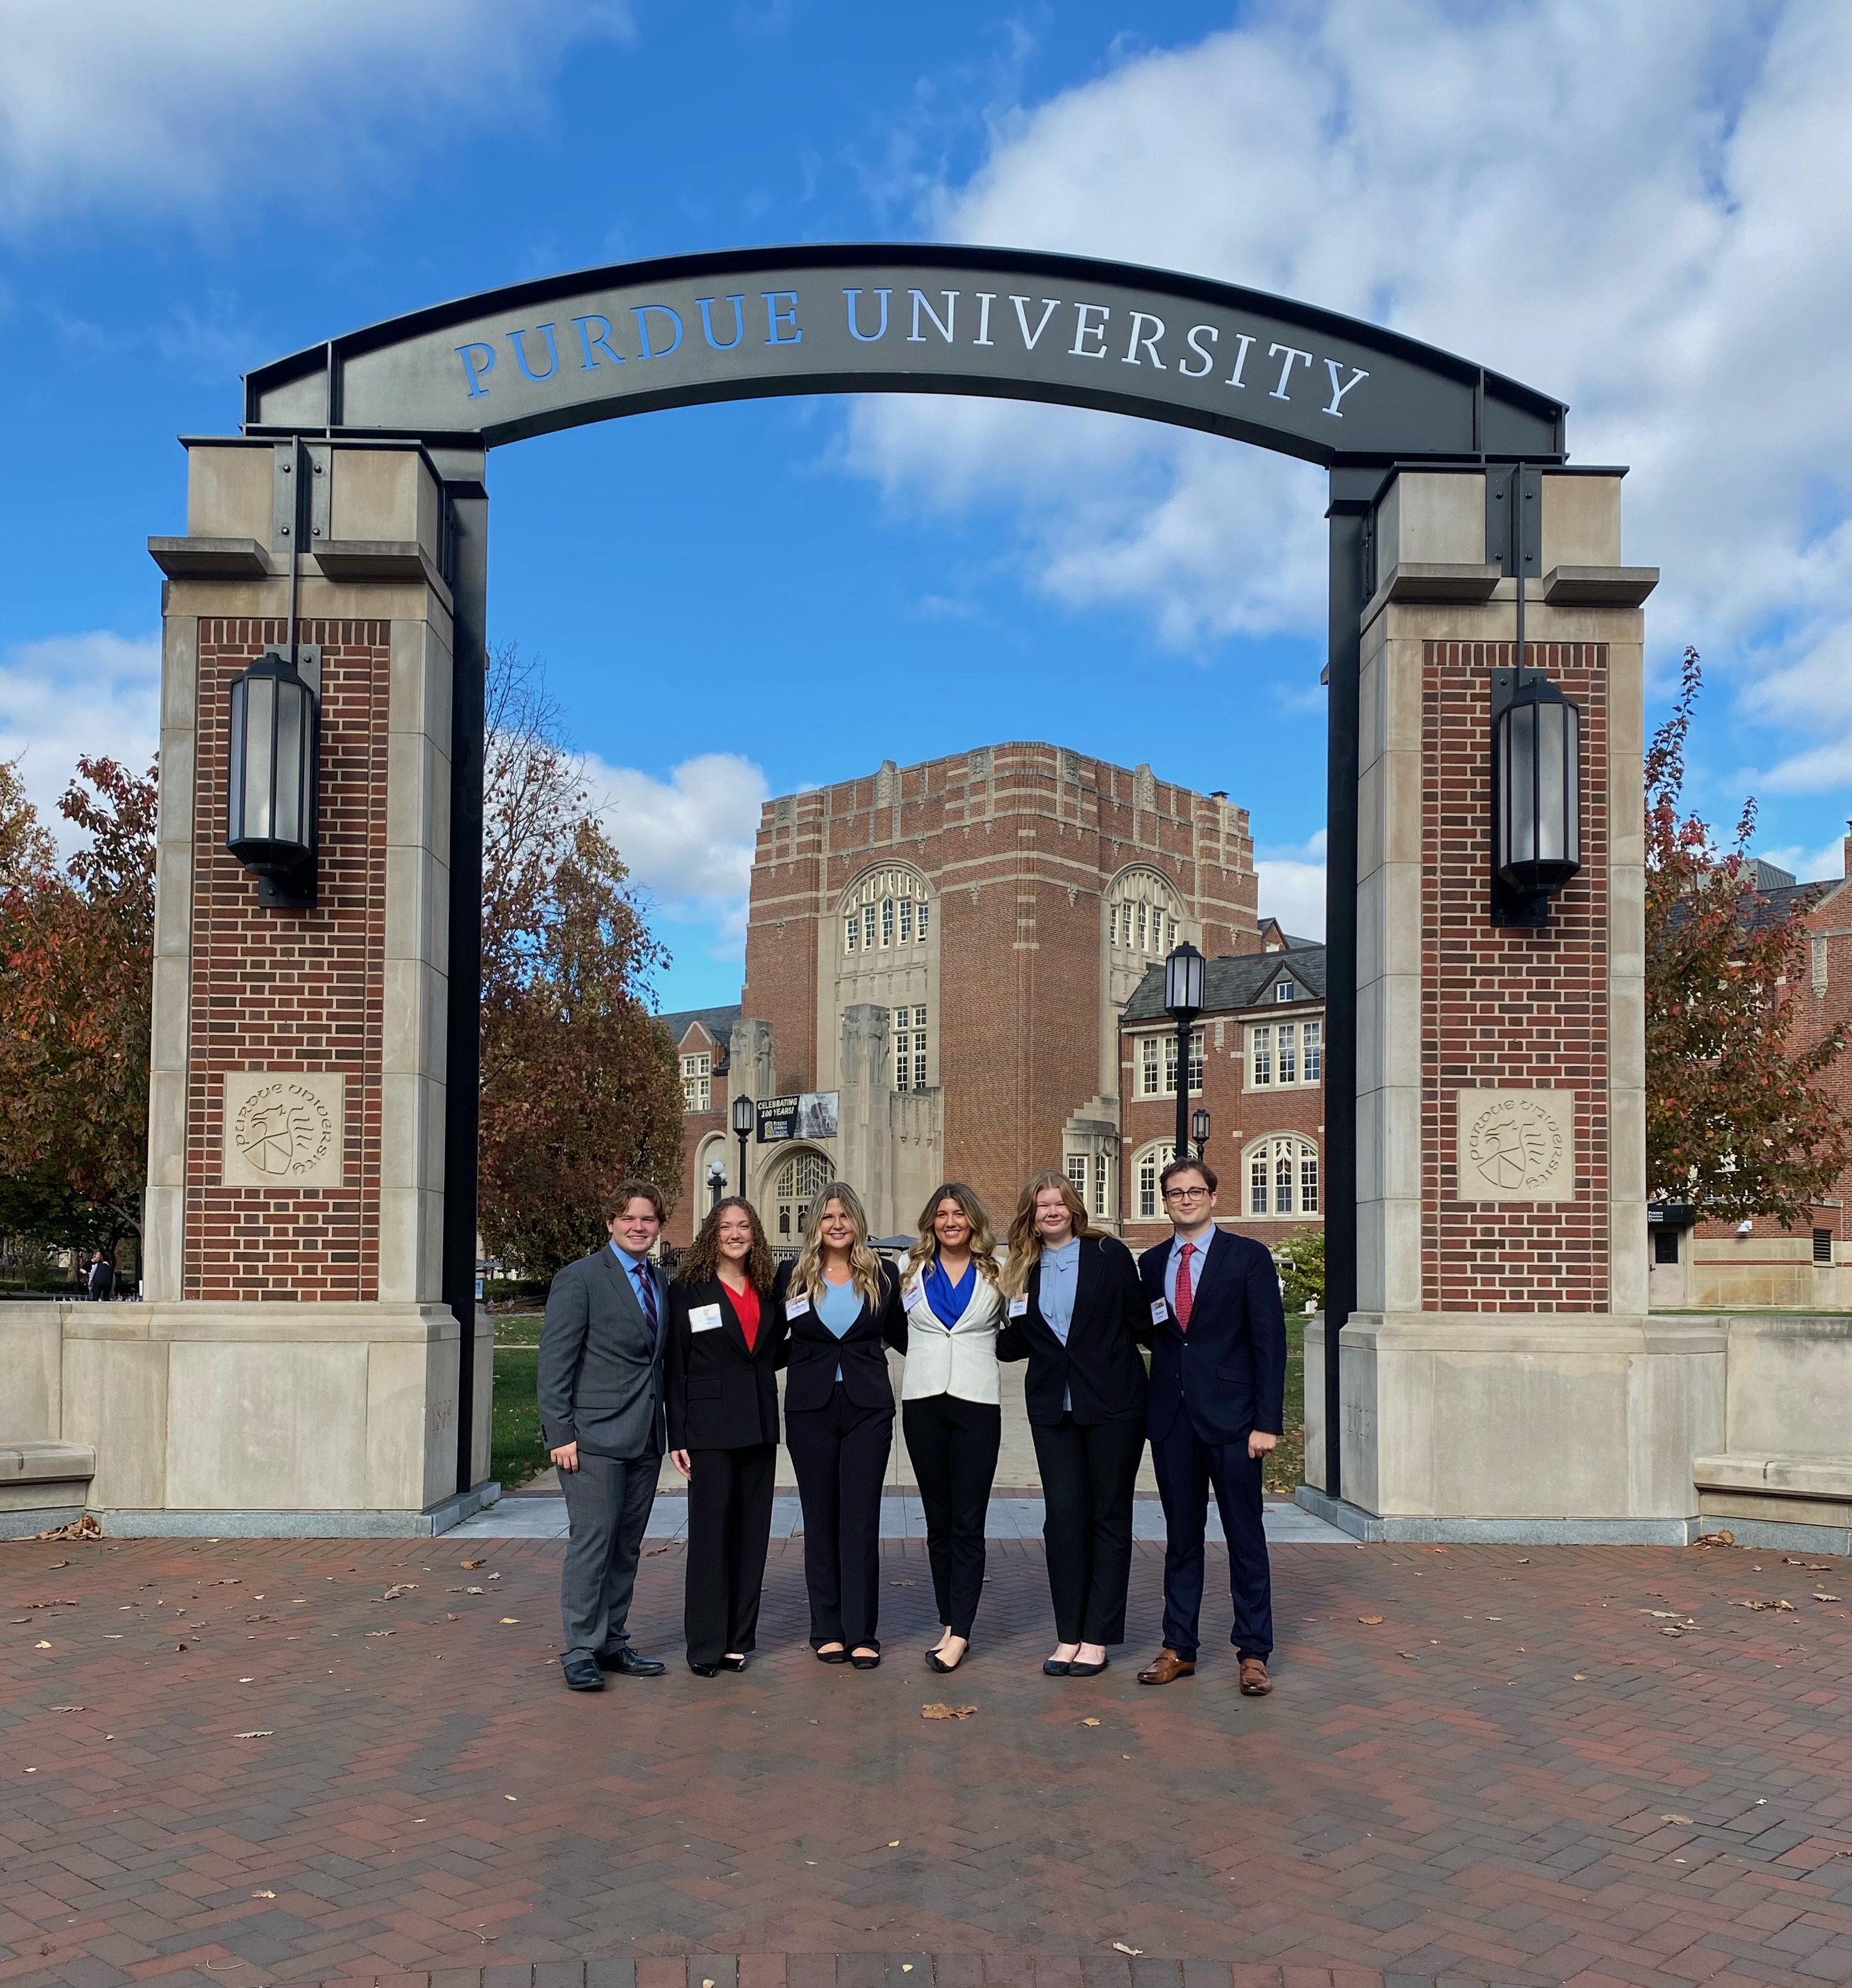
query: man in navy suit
1135 1154 1287 1694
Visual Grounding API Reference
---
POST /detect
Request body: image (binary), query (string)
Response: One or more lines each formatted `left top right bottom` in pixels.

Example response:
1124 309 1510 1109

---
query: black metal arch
238 243 1571 1502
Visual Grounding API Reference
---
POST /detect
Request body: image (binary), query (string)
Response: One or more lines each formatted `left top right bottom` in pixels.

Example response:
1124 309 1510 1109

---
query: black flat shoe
1042 1658 1071 1677
849 1645 881 1669
719 1655 748 1672
688 1660 720 1677
926 1645 965 1674
1065 1656 1110 1678
815 1645 849 1664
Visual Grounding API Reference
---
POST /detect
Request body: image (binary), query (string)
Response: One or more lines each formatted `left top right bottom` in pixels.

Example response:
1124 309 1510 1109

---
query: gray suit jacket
537 1245 668 1460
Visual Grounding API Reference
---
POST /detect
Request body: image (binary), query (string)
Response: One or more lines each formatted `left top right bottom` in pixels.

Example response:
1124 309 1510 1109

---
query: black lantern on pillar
1491 668 1581 927
1163 939 1205 1161
1191 1107 1211 1159
227 650 319 908
731 1092 755 1200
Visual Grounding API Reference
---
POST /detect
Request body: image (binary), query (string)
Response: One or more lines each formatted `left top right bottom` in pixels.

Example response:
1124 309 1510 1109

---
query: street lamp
705 1160 727 1210
227 651 319 908
1191 1107 1211 1159
1491 668 1581 927
1164 939 1205 1162
731 1092 755 1203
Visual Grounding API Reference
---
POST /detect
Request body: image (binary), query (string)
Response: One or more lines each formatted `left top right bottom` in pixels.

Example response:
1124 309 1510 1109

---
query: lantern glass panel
274 682 305 845
242 674 277 843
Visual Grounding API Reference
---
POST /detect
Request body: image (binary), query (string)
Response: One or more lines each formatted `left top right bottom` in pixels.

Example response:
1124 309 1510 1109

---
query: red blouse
728 1279 761 1352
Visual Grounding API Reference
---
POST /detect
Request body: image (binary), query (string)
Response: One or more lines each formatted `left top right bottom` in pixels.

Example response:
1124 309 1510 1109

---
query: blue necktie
632 1263 659 1345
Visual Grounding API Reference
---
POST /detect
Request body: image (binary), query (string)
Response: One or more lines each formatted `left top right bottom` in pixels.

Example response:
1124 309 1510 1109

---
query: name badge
785 1295 811 1319
903 1277 925 1309
1151 1298 1170 1326
1008 1295 1030 1318
689 1304 723 1334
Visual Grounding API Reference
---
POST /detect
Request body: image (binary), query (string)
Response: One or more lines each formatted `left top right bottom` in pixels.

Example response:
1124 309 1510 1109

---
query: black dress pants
901 1393 1002 1638
1150 1418 1272 1663
684 1441 777 1668
1030 1413 1146 1646
784 1384 892 1648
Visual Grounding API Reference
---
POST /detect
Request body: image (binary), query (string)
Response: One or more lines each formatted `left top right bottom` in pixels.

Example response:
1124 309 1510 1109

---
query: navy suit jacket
1137 1226 1287 1447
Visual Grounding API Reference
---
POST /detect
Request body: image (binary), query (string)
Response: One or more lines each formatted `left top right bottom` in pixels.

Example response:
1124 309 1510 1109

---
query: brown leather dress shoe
1239 1656 1273 1695
1137 1647 1196 1685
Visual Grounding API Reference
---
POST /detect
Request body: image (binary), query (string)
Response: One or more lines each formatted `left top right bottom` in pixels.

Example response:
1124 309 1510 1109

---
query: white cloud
1755 835 1848 886
1255 829 1327 943
850 3 1852 790
589 752 768 943
0 1 631 228
0 630 160 849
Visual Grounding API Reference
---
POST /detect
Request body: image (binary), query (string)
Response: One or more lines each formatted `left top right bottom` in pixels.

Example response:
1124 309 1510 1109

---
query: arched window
1245 1137 1319 1218
1133 1141 1176 1221
1105 867 1186 961
772 1149 830 1241
839 867 933 951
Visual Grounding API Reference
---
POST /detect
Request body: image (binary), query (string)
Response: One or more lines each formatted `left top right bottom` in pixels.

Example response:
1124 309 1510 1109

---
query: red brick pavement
4 1534 1852 1988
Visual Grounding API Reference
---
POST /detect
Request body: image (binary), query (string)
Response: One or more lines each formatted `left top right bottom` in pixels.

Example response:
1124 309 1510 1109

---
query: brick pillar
1320 468 1725 1534
73 441 492 1531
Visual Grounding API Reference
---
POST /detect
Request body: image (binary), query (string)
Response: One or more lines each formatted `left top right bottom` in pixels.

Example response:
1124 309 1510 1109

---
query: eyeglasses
1163 1186 1210 1203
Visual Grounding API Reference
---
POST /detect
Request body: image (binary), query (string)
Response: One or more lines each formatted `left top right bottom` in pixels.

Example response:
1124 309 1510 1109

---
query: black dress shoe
719 1654 748 1672
597 1647 666 1677
562 1656 605 1692
688 1660 720 1677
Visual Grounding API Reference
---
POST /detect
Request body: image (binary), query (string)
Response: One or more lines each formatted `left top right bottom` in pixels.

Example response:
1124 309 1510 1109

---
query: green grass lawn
488 1307 1309 1495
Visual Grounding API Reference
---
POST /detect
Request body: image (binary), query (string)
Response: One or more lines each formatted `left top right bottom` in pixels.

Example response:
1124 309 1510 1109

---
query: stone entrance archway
95 243 1684 1537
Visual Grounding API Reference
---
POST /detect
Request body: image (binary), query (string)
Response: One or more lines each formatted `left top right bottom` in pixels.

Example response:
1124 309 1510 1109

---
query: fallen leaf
642 1544 672 1557
921 1703 976 1719
382 1584 417 1601
1358 1615 1384 1624
505 1795 517 1802
1814 1593 1842 1603
234 1730 273 1739
889 1840 900 1846
1572 1673 1588 1681
460 1559 486 1569
367 1631 395 1638
1112 1944 1143 1957
48 1705 85 1713
1397 1651 1417 1660
24 1598 78 1609
1696 1529 1736 1547
499 1617 520 1625
252 1890 275 1899
33 1640 51 1650
1080 1717 1101 1727
447 1613 459 1622
1660 1813 1693 1825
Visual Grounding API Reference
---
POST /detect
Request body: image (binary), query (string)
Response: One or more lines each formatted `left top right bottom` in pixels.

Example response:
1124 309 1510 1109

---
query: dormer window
1275 979 1296 1002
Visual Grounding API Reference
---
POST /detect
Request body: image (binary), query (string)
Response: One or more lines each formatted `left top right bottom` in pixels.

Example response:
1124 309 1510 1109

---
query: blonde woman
775 1181 906 1667
897 1182 1005 1673
998 1169 1149 1678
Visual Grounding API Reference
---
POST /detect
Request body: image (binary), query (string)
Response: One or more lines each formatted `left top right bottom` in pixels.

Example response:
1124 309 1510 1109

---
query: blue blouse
816 1276 861 1382
1038 1238 1080 1344
923 1256 976 1328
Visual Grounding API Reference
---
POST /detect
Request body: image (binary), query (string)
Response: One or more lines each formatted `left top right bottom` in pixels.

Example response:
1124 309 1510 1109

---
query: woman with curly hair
897 1181 1005 1673
998 1169 1149 1678
666 1197 783 1676
776 1180 905 1668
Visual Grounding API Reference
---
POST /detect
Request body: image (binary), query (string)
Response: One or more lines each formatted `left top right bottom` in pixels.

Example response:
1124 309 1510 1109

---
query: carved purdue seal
221 1072 345 1188
1453 1088 1572 1203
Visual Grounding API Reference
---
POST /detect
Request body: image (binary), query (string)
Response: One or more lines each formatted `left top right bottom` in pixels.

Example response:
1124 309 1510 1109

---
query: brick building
657 1003 741 1248
1117 940 1327 1253
663 741 1265 1243
1649 840 1852 1308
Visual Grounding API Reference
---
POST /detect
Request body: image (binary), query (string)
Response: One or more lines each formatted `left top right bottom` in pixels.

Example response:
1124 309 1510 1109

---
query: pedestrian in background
897 1181 1005 1674
777 1180 905 1668
665 1197 784 1677
998 1169 1149 1678
537 1180 672 1693
1135 1156 1287 1696
86 1248 115 1300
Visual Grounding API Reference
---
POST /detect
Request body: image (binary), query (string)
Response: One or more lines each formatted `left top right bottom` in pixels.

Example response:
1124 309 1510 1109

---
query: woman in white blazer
898 1181 1005 1674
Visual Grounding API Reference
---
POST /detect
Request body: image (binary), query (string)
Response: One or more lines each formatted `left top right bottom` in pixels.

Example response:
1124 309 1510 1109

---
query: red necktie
1174 1242 1195 1333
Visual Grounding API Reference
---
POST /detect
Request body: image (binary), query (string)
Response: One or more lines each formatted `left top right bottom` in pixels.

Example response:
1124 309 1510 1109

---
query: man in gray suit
538 1178 672 1692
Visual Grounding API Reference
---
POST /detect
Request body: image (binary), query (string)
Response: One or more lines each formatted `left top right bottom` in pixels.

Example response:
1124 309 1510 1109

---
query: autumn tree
1643 648 1848 1220
476 644 683 1277
0 756 157 1265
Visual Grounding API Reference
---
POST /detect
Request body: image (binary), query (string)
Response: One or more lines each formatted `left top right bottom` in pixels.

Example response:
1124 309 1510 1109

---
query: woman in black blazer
666 1198 785 1677
997 1168 1149 1678
775 1180 906 1668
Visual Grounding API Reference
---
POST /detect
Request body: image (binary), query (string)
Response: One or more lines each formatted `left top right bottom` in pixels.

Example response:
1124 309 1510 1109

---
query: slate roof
1119 947 1327 1025
653 1003 743 1067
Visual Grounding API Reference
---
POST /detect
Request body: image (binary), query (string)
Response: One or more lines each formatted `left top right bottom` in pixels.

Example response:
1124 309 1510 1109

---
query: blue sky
4 1 1850 1010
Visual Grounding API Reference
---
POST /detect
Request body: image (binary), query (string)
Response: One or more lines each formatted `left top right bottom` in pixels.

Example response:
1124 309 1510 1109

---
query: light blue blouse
1040 1237 1081 1413
817 1276 861 1382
